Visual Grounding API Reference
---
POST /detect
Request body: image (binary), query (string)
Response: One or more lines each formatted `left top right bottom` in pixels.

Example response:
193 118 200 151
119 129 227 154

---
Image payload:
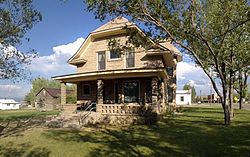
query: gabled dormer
67 17 182 73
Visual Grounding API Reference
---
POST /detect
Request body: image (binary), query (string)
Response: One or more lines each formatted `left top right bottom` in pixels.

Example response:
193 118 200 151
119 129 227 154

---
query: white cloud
0 84 21 90
29 37 85 77
52 37 84 56
0 37 85 100
177 62 213 95
0 84 27 100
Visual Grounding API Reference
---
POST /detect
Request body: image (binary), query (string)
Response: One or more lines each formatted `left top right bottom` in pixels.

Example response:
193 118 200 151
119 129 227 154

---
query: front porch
55 69 169 115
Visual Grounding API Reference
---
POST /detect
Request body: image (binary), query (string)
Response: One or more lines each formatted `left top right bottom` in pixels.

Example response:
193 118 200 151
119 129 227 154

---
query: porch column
151 77 158 105
97 79 104 104
164 78 168 104
172 59 177 105
158 78 167 112
61 82 66 107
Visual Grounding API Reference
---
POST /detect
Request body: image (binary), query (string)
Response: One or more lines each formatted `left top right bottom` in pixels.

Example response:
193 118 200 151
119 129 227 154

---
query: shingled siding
76 35 165 73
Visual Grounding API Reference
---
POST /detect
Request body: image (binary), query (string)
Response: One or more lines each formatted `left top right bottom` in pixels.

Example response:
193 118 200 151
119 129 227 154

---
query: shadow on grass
0 142 50 157
0 117 46 137
42 107 250 157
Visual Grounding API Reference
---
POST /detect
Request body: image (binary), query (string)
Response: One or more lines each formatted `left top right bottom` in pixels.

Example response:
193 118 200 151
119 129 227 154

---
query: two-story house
53 17 182 115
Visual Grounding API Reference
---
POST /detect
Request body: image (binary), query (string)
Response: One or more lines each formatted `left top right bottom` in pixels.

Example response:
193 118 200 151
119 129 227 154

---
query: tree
0 0 41 80
85 0 250 125
234 70 249 109
183 84 196 103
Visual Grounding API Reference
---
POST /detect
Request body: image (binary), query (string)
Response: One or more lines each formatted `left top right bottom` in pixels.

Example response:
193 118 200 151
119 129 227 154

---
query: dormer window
126 51 135 68
98 51 106 70
109 49 121 60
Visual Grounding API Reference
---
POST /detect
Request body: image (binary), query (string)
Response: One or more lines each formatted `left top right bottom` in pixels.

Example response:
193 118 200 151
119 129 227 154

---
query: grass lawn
0 107 249 157
0 109 59 121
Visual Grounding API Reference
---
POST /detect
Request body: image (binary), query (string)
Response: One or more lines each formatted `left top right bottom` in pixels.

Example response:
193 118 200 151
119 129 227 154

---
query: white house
176 90 192 105
0 99 21 110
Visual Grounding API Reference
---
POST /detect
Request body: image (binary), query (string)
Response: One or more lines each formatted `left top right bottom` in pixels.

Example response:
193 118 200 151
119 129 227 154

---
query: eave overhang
52 68 168 83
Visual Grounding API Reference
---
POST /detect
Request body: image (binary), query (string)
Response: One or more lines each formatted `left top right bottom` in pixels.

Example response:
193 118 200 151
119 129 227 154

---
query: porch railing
97 104 142 115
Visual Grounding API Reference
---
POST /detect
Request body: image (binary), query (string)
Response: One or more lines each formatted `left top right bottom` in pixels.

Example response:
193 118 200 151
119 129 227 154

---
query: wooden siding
76 35 165 73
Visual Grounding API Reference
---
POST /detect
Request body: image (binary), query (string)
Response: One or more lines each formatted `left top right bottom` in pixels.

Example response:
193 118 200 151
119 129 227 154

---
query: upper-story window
126 51 135 68
109 49 121 60
98 51 106 70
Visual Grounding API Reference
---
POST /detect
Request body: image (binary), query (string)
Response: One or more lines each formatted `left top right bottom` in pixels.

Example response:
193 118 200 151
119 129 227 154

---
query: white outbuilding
176 90 192 105
0 99 21 110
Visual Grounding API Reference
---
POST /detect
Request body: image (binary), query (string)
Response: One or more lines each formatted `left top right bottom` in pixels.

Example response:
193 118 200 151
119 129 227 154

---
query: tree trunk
238 70 243 109
223 104 231 125
239 93 243 109
229 69 234 119
222 86 231 125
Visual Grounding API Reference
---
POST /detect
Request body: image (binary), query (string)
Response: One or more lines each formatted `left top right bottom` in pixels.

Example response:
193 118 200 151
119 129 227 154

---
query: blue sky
0 0 214 100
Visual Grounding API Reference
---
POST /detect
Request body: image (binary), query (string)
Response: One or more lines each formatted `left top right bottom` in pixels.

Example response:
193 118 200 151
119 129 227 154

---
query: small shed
0 99 21 110
176 90 192 105
35 88 73 111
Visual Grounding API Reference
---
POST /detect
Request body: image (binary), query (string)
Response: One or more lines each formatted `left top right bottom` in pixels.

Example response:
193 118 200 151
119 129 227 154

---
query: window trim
83 84 91 96
125 50 135 68
97 51 106 71
108 49 122 61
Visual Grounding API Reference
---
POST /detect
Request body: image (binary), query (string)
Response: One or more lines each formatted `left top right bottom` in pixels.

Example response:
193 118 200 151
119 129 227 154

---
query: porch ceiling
52 68 168 83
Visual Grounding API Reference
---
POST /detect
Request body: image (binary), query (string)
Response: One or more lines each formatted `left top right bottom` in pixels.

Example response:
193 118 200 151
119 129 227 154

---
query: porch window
124 81 139 103
126 51 135 68
98 51 106 70
83 84 90 95
145 80 152 103
109 49 121 60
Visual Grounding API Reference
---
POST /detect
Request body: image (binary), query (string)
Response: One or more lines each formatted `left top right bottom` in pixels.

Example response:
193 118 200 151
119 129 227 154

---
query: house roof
93 17 133 33
36 88 74 98
68 17 182 64
176 90 191 94
0 99 19 104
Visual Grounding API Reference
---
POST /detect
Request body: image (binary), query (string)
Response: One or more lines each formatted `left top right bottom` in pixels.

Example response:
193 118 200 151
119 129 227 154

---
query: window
83 84 90 95
98 51 106 70
110 49 121 59
7 104 10 106
126 51 135 68
124 81 139 103
166 67 174 76
180 96 184 102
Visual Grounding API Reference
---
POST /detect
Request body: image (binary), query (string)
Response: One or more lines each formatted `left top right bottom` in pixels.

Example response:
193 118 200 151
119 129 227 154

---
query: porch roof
52 68 168 83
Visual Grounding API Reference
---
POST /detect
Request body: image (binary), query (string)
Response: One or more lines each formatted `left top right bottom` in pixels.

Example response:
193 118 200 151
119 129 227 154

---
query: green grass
0 107 249 157
0 109 59 121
